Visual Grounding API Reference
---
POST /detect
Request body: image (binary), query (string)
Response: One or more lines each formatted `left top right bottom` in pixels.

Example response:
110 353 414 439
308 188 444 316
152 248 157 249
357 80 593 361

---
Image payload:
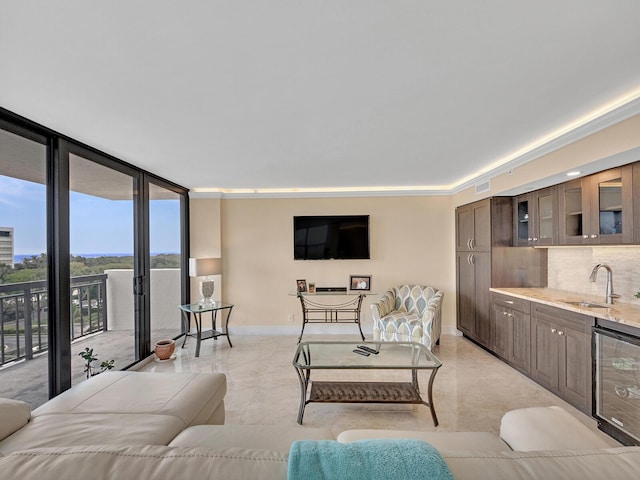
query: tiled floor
140 333 620 445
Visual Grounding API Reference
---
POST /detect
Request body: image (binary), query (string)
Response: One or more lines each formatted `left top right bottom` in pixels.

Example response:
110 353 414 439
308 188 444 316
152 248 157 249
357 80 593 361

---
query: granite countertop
490 287 640 330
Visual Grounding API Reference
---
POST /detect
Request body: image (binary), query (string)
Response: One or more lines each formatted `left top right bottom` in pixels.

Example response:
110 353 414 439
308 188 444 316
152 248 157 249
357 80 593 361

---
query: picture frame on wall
308 282 316 294
296 279 307 293
349 275 371 291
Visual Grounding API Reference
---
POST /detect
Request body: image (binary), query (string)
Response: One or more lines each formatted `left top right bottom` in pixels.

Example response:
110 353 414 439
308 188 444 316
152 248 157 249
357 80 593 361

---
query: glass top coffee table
292 341 442 425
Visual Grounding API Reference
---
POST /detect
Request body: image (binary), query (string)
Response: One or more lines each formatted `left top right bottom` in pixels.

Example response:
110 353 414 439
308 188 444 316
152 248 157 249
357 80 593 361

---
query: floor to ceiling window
69 151 137 385
148 182 185 349
0 125 49 407
0 108 190 405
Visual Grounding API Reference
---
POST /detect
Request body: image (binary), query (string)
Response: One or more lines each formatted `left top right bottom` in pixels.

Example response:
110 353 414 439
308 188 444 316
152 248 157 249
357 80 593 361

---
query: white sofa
1 372 640 479
0 371 226 455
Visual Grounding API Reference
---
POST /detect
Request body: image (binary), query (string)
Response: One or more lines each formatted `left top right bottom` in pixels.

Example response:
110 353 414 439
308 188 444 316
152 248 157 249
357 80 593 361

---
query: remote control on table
357 345 379 354
353 349 370 356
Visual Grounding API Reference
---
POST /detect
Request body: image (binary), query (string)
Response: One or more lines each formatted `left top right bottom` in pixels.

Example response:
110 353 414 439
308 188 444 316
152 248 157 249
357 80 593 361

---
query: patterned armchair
371 285 444 350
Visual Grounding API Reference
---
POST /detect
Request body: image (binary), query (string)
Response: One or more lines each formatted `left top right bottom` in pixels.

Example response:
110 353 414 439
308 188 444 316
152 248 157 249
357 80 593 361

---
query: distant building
0 227 14 267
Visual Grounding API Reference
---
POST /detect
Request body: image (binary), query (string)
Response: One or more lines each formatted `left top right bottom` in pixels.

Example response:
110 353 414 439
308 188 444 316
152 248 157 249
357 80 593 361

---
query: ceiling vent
475 180 491 195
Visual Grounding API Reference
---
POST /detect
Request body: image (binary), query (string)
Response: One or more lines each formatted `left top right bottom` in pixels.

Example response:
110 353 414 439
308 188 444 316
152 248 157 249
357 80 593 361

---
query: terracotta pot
155 339 175 360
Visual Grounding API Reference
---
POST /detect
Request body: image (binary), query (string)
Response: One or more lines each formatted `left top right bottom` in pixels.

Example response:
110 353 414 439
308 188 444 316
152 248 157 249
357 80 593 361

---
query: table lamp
189 257 222 306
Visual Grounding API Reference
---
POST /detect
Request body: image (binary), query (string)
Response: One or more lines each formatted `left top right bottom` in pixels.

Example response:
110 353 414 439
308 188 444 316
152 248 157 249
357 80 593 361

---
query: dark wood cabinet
456 251 492 347
513 186 558 246
456 199 491 251
531 303 594 413
455 198 512 349
558 165 633 245
473 252 492 346
531 310 559 390
634 162 640 244
470 161 640 419
512 162 638 247
492 293 531 375
456 252 476 336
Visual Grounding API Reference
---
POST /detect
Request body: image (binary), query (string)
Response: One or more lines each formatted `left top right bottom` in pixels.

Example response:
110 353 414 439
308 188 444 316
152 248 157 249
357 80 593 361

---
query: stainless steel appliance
593 326 640 445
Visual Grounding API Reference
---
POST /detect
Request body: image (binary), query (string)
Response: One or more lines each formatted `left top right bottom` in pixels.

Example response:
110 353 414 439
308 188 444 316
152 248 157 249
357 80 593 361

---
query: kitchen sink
563 300 609 308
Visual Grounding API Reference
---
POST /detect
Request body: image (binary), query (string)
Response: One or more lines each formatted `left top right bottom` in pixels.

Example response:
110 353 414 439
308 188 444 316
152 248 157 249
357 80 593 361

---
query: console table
290 292 373 343
179 302 233 357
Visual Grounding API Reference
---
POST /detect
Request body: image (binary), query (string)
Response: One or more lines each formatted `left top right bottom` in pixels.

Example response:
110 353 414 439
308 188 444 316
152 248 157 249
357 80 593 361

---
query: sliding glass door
68 151 137 385
148 181 185 349
0 107 190 401
0 125 49 407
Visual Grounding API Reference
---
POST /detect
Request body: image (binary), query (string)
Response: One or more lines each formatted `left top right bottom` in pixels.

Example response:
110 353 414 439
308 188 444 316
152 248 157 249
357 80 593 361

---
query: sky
0 175 180 255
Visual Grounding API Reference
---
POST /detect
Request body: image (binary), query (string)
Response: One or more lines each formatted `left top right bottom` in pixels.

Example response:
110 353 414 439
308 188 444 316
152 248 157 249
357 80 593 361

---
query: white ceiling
1 1 640 195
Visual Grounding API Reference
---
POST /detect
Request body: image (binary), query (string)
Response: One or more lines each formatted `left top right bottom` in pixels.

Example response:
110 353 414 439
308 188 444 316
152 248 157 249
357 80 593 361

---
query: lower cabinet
531 303 594 414
489 294 594 414
492 293 531 375
456 251 492 348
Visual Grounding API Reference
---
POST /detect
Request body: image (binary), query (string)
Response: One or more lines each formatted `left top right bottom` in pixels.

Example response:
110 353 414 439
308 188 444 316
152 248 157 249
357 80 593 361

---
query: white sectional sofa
1 372 639 479
0 371 226 455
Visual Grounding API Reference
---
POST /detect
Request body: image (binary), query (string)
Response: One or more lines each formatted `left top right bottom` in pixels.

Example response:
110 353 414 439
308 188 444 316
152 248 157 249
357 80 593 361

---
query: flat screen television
294 215 370 260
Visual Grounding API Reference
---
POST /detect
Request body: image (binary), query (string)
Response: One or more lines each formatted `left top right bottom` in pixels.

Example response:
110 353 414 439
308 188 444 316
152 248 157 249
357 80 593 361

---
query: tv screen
294 215 370 260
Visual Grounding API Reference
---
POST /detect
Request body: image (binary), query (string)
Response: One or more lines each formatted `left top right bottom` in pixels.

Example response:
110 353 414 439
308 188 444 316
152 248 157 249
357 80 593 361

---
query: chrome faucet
589 264 619 305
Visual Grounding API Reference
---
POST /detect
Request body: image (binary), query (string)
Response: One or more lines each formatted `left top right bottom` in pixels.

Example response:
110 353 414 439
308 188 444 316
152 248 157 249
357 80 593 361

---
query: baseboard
226 324 373 336
206 324 462 337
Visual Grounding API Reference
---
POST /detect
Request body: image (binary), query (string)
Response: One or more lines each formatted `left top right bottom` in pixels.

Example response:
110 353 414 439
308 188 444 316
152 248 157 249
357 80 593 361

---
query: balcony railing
0 274 107 366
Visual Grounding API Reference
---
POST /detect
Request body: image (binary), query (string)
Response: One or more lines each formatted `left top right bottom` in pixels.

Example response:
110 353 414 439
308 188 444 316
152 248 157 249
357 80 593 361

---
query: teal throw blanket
287 438 454 480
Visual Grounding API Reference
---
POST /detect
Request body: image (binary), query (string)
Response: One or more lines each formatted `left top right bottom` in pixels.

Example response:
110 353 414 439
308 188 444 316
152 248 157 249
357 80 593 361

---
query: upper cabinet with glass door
513 187 558 246
559 165 633 245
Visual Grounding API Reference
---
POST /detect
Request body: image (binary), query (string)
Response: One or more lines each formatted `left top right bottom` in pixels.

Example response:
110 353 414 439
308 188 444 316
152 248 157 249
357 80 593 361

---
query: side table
179 302 234 357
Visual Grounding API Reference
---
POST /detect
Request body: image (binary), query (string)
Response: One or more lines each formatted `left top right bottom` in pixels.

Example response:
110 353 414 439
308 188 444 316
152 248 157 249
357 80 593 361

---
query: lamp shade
189 257 222 277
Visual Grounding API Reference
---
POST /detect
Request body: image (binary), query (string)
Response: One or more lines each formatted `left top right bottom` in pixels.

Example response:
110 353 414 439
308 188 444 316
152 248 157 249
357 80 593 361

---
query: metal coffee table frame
292 341 442 426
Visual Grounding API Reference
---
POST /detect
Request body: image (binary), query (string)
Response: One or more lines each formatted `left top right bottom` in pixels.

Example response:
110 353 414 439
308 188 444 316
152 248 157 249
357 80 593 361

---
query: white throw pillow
0 398 31 441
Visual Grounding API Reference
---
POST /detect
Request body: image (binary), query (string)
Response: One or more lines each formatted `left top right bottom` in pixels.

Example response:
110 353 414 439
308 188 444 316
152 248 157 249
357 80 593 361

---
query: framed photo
308 282 316 294
349 275 371 291
296 279 307 293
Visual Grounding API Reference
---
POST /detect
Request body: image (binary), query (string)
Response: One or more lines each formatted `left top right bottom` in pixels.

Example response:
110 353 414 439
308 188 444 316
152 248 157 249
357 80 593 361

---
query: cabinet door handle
590 234 598 239
470 238 476 250
507 313 513 318
551 328 557 333
505 300 514 304
533 237 538 241
469 254 475 265
527 237 533 241
583 235 589 239
503 311 508 316
467 239 472 249
558 330 564 336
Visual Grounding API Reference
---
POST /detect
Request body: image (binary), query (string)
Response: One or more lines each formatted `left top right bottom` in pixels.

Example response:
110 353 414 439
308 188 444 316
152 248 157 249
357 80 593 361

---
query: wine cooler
593 326 640 445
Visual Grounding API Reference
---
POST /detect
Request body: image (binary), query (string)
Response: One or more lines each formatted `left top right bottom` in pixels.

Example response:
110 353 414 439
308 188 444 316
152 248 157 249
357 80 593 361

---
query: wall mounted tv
294 215 370 260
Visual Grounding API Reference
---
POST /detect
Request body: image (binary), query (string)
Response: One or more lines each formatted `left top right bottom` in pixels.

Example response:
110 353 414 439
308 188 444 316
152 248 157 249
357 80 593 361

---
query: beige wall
218 195 456 334
189 197 222 304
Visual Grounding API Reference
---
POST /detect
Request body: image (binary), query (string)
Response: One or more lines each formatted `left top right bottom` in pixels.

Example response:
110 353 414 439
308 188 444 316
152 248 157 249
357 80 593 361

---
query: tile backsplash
547 246 640 305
